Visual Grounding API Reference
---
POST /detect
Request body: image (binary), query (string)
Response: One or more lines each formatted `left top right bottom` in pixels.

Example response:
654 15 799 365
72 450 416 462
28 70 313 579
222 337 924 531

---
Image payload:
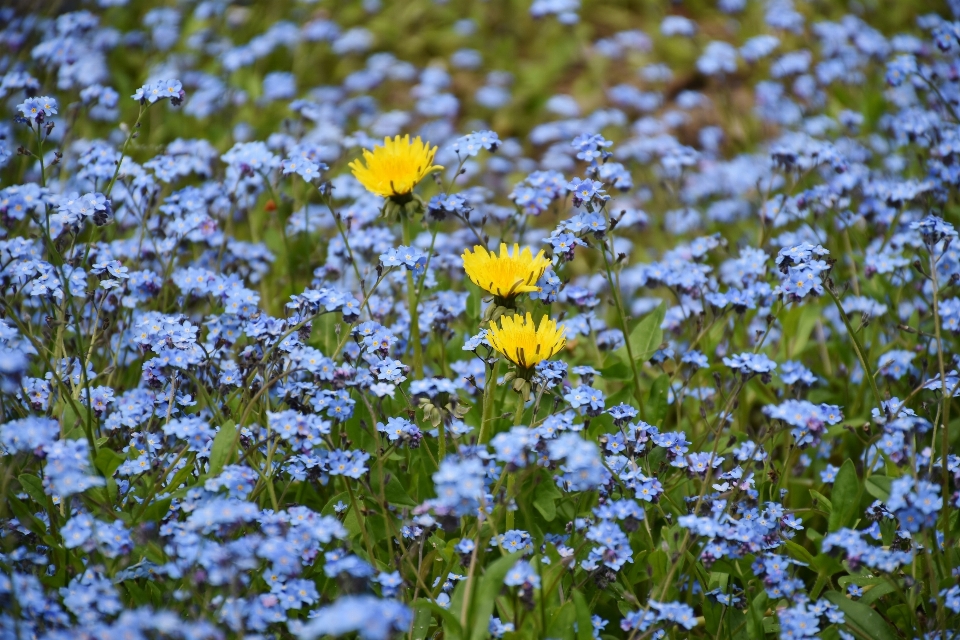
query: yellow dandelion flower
348 134 443 198
487 313 566 370
462 243 551 299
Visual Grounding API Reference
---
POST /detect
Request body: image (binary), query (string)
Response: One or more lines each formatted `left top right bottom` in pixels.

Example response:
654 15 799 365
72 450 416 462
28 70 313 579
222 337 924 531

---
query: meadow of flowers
4 0 960 638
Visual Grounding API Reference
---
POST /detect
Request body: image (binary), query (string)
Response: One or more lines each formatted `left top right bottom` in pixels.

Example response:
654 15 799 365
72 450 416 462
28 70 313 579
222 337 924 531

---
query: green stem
321 190 367 296
928 251 952 549
505 476 516 532
262 435 280 512
505 392 524 531
105 104 146 197
262 172 298 302
414 224 439 301
35 126 46 188
513 391 525 427
1 299 96 459
478 359 498 444
920 74 960 123
601 243 646 419
402 216 424 379
459 523 481 630
436 406 447 461
345 478 377 562
824 287 883 411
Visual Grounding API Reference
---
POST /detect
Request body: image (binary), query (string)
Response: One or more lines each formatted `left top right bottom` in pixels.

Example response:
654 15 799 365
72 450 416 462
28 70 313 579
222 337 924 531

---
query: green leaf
811 573 829 600
447 570 469 630
533 479 562 522
784 540 816 565
545 602 576 640
837 575 889 588
864 475 892 502
747 591 767 640
823 591 899 640
7 495 46 536
411 601 438 640
384 475 418 507
469 553 521 640
646 374 669 427
342 505 362 540
809 489 833 514
627 303 664 363
762 616 779 634
883 604 912 632
95 448 124 478
163 454 198 501
785 303 822 358
124 582 151 606
829 460 861 531
63 424 87 442
599 357 631 381
208 420 237 477
105 478 119 504
18 473 47 506
648 550 669 583
861 582 897 605
146 581 163 607
572 590 593 640
467 282 481 324
321 491 348 516
140 497 172 523
836 575 899 605
365 513 389 544
810 552 845 577
426 600 464 640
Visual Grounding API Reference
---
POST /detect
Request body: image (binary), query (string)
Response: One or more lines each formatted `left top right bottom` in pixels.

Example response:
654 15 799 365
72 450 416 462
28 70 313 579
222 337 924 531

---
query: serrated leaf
829 460 860 531
627 303 664 363
823 591 899 640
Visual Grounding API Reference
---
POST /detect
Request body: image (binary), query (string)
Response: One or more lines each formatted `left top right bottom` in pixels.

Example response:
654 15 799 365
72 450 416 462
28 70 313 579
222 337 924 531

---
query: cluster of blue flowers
2 0 960 639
